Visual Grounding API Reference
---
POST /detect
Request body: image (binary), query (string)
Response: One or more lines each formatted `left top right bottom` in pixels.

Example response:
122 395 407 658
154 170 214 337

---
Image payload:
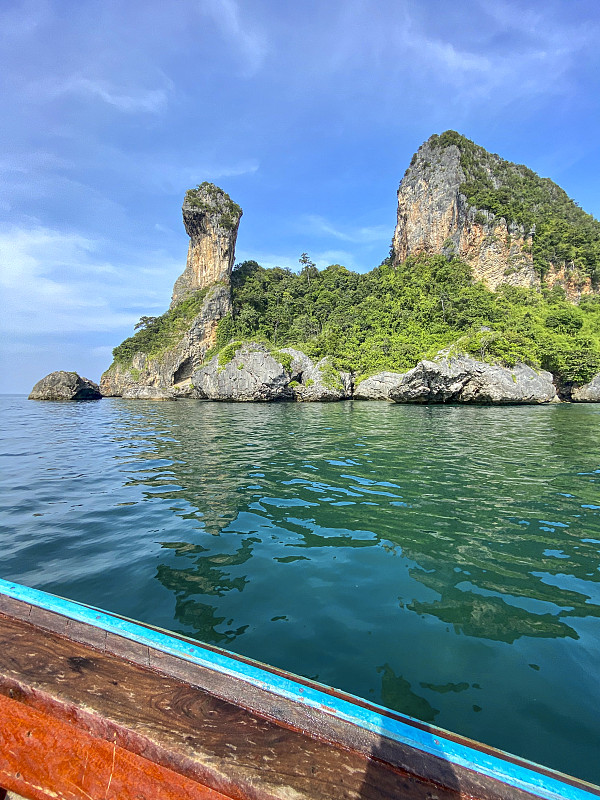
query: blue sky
2 0 599 393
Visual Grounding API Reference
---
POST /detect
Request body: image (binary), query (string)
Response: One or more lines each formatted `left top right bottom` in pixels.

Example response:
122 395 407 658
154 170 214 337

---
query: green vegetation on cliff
111 288 210 366
215 257 600 384
430 131 600 282
185 182 242 230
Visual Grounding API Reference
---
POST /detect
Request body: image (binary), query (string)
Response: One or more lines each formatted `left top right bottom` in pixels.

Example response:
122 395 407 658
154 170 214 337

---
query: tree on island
134 316 158 330
299 253 318 286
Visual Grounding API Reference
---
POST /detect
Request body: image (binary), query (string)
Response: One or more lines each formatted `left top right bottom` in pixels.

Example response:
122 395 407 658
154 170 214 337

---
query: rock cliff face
544 264 595 304
391 136 537 291
392 132 600 300
572 375 600 402
101 183 241 398
100 285 231 397
171 183 242 309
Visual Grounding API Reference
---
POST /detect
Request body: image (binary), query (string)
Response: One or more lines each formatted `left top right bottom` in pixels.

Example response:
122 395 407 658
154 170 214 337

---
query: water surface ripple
1 397 600 782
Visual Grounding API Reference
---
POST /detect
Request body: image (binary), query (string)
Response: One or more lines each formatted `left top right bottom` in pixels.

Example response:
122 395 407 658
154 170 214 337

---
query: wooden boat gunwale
0 577 598 800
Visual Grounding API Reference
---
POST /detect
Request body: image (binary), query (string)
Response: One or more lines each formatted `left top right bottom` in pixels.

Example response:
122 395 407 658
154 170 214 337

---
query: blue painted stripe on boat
0 578 596 800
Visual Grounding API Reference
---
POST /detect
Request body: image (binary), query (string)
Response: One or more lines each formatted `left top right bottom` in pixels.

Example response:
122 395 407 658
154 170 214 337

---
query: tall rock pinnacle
171 182 243 308
101 183 242 398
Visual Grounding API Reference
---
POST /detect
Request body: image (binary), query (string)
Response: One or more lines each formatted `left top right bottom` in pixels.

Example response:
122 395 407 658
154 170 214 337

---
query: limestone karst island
30 131 600 403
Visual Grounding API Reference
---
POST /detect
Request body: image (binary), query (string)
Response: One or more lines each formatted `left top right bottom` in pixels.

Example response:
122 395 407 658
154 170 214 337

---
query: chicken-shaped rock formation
171 183 242 308
100 183 241 398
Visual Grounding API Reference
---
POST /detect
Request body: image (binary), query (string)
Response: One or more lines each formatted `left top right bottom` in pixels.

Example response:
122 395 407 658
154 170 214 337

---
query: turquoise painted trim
0 578 596 800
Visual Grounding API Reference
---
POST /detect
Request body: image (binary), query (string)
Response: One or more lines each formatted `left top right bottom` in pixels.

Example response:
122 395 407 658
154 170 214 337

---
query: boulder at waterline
121 386 174 400
388 355 557 404
353 372 405 401
190 343 352 402
29 371 102 401
571 374 600 402
280 348 352 402
192 344 292 401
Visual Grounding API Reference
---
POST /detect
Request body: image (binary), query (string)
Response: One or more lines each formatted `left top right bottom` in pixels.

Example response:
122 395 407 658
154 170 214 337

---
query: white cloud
0 151 73 176
302 215 390 244
199 0 267 76
0 226 180 335
34 75 171 114
412 36 490 81
315 0 598 114
67 77 169 113
390 23 567 104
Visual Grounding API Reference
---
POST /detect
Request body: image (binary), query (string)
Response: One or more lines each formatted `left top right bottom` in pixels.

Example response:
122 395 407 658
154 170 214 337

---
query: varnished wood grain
0 610 468 800
0 602 557 800
1 594 583 800
0 693 230 800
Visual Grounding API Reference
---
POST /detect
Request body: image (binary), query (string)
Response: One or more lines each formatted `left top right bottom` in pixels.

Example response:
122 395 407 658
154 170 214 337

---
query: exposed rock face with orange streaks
101 183 242 398
171 183 242 309
544 264 594 304
392 137 537 291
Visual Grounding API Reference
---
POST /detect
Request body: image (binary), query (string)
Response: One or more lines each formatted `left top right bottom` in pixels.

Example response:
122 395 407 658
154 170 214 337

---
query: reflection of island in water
404 556 585 643
157 539 253 646
112 399 600 676
378 663 440 722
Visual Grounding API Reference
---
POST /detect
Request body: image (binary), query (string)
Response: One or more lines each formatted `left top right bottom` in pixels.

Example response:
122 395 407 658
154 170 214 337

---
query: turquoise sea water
1 395 600 783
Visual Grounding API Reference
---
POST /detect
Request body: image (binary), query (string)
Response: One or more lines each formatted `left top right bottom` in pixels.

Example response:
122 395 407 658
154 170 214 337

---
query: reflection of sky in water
1 397 600 783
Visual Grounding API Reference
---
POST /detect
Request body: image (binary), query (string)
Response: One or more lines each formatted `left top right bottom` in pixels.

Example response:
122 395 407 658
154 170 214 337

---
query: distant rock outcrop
392 135 537 291
29 371 102 401
99 145 599 404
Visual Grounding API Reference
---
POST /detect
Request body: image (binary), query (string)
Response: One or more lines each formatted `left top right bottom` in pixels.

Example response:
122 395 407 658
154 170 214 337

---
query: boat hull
0 579 597 800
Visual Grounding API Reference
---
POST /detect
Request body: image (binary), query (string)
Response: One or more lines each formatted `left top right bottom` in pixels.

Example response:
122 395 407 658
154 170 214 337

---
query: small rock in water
28 371 102 401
